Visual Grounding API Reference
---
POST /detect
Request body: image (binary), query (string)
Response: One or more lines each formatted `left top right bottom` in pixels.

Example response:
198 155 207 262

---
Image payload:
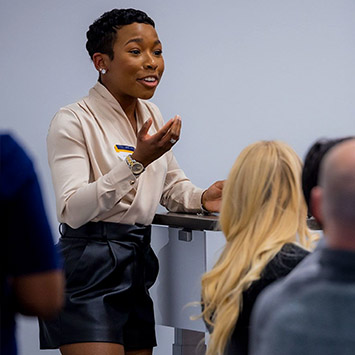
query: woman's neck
120 100 138 134
99 79 138 134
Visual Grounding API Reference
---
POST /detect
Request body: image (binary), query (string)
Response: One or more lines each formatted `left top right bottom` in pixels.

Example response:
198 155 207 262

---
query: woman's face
103 23 164 105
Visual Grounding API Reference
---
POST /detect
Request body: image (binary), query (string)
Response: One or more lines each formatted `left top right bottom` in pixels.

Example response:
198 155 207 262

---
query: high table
150 212 224 355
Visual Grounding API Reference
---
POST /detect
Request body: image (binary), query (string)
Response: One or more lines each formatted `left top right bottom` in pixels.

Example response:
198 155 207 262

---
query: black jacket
207 243 309 355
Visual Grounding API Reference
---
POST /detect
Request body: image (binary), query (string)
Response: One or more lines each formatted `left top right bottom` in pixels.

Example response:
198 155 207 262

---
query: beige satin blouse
47 82 203 228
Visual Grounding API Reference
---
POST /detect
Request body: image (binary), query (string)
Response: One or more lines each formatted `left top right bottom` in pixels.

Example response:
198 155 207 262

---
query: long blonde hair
201 141 315 355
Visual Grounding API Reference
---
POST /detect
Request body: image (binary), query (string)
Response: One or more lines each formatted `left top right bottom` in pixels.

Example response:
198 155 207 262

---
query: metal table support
173 328 206 355
151 213 221 355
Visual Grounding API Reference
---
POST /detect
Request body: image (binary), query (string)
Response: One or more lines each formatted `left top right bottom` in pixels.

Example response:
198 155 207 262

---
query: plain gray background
1 0 354 354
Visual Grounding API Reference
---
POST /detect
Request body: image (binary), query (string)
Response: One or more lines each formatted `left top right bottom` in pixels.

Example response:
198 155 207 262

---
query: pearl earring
100 68 107 75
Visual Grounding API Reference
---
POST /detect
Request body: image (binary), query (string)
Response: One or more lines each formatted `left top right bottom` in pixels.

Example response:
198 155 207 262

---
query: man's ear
310 186 323 225
92 53 108 72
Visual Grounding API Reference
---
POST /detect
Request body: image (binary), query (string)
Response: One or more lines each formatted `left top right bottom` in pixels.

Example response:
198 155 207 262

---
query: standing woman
200 141 317 355
39 8 223 355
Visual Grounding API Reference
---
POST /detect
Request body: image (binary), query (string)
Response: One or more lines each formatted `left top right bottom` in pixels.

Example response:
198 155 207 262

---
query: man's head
311 139 355 248
302 137 354 217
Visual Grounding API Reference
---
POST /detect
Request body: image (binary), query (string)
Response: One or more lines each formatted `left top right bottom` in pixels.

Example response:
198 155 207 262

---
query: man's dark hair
86 8 155 60
302 136 354 217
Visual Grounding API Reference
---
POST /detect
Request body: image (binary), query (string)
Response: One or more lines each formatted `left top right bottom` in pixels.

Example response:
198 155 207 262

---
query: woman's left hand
202 180 225 213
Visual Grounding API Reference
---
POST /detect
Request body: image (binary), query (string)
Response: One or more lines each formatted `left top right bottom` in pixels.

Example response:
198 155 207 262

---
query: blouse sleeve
160 150 203 213
144 102 204 213
47 108 137 228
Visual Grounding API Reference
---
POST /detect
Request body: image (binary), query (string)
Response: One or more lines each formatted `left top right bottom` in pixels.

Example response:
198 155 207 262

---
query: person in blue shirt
0 133 64 355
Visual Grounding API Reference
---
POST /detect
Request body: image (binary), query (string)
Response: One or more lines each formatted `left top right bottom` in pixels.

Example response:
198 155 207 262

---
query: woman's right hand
132 115 181 167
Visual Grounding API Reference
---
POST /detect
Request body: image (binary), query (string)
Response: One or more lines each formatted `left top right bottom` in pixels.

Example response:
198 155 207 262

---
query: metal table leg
172 328 206 355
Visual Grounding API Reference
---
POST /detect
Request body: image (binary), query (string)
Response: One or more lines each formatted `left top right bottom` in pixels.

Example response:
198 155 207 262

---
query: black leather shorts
39 222 159 350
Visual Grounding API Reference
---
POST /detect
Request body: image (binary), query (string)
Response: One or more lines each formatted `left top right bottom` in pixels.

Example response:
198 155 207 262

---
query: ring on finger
170 138 177 144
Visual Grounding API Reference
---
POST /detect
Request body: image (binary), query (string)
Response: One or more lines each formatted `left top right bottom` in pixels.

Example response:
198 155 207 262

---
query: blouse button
130 180 135 185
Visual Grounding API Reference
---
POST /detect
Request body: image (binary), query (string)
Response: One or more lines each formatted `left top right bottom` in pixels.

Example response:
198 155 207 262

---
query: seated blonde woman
201 140 317 355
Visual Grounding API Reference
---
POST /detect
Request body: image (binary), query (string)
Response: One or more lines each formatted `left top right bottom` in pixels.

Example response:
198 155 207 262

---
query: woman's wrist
131 152 148 168
200 190 210 215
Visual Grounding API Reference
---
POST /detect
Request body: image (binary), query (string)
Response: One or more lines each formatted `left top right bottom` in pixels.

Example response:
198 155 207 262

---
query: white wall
1 0 354 230
1 0 355 354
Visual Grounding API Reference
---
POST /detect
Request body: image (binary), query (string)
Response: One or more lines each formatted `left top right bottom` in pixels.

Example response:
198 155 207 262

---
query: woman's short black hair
86 8 155 60
302 136 354 217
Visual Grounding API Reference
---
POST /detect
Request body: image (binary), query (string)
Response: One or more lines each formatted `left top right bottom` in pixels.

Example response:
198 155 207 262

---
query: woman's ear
310 186 323 226
92 53 107 72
